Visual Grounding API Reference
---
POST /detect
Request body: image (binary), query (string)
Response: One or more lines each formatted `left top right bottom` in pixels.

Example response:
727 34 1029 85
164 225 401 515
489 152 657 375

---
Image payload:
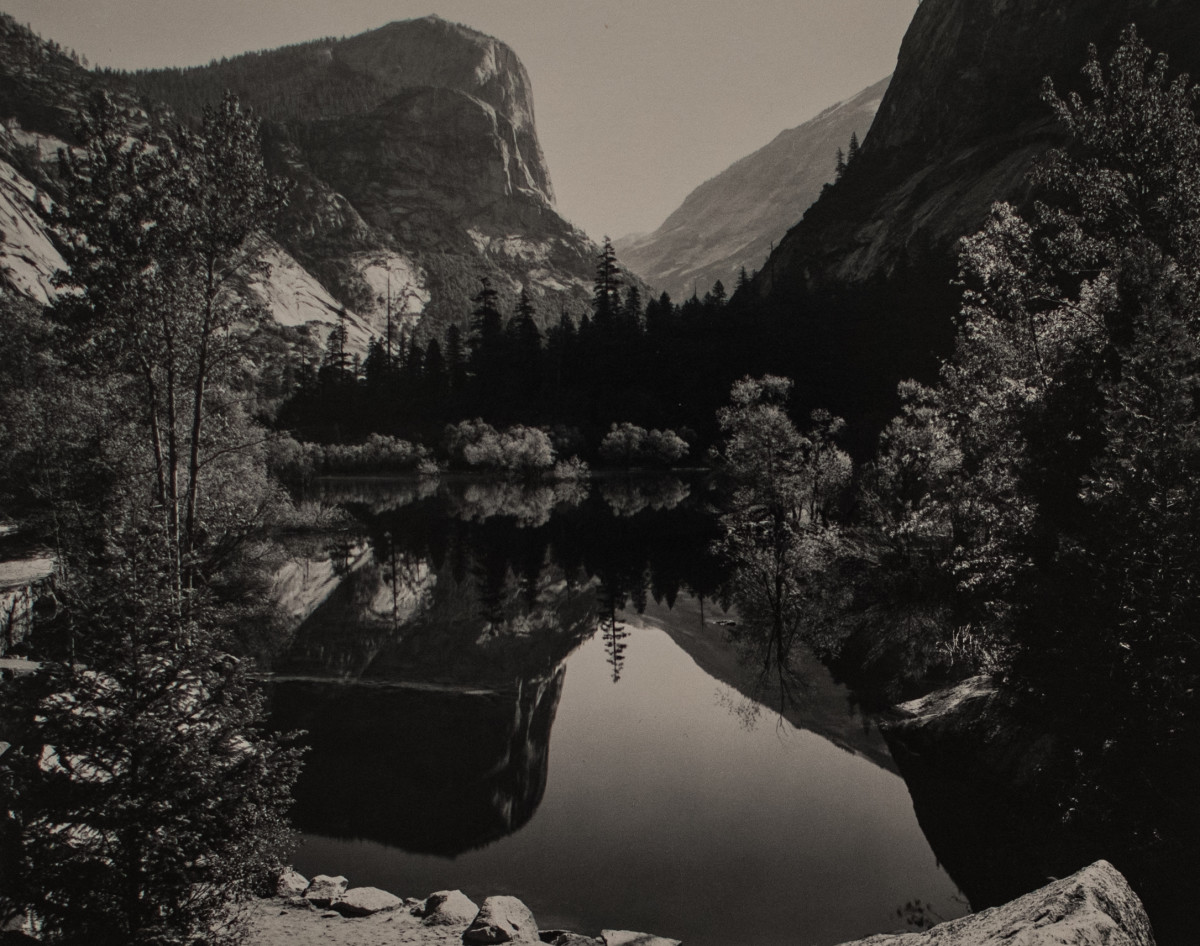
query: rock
463 896 540 945
419 890 480 927
321 910 341 919
601 932 681 946
333 886 403 917
883 675 1068 796
276 868 309 899
303 874 349 908
831 861 1153 946
540 933 603 946
282 896 316 911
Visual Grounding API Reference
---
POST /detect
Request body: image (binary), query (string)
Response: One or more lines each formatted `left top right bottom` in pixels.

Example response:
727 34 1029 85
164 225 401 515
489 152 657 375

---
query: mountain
615 77 888 301
0 15 605 357
741 0 1200 442
129 15 601 339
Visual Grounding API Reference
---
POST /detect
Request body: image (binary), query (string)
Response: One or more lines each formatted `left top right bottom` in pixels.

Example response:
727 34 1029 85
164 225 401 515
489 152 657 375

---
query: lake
267 474 968 946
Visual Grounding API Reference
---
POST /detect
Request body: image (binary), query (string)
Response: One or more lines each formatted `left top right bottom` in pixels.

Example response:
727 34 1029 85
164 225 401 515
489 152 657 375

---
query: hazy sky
0 0 918 241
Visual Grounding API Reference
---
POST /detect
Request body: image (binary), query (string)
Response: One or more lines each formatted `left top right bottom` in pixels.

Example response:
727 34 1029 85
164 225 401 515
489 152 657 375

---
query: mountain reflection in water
266 475 966 946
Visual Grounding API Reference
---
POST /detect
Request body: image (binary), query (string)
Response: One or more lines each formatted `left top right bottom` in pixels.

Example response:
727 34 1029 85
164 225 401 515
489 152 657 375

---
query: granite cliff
0 15 602 356
131 15 599 337
744 0 1200 440
616 77 888 301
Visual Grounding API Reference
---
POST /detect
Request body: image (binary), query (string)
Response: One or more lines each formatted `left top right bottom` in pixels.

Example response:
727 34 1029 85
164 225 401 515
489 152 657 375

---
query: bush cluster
598 422 690 467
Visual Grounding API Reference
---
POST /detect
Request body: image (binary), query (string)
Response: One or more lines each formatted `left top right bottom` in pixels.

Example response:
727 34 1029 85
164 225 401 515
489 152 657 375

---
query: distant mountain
740 0 1200 443
615 77 888 301
0 14 608 357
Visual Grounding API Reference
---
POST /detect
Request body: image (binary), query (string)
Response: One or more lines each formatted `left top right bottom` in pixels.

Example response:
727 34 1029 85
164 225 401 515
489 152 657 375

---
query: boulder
832 861 1153 946
303 874 349 908
540 934 604 946
282 896 316 911
601 932 681 946
463 896 539 945
276 868 309 899
419 890 481 927
334 886 403 917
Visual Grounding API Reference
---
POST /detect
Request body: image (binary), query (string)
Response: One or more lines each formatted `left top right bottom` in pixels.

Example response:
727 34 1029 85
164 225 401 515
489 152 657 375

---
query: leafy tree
856 26 1200 822
0 542 301 946
0 90 300 944
50 89 288 609
714 377 850 705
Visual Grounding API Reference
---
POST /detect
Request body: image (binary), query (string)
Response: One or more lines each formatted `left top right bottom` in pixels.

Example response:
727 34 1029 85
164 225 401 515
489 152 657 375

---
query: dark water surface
268 476 967 946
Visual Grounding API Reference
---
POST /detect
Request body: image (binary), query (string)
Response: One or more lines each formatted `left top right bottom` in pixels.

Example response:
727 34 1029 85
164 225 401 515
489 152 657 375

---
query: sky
0 0 919 241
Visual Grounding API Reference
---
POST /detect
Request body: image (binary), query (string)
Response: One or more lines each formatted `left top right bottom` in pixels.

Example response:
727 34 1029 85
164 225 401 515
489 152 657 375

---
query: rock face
129 15 600 336
833 861 1154 946
616 77 888 301
462 895 540 945
744 0 1200 438
0 13 604 358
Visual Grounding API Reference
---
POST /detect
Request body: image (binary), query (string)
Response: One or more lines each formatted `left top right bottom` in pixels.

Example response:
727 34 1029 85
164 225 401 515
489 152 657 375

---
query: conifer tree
593 237 621 325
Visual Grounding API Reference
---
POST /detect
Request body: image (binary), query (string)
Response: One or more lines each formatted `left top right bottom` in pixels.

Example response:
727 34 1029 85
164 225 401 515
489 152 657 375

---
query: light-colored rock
601 932 681 946
541 934 604 946
463 896 539 944
320 909 341 919
281 896 316 911
333 886 403 917
832 861 1153 946
419 890 480 927
303 874 349 908
276 868 309 899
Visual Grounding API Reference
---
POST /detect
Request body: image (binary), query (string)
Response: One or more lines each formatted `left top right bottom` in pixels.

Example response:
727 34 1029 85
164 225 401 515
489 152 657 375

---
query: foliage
0 525 301 945
268 432 429 482
442 420 556 476
713 376 851 708
49 89 288 609
597 423 689 467
853 26 1200 816
0 90 300 943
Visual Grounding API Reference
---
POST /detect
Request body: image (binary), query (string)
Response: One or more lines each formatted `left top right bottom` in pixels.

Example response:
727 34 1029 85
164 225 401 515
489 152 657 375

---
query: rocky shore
250 872 680 946
250 860 1152 946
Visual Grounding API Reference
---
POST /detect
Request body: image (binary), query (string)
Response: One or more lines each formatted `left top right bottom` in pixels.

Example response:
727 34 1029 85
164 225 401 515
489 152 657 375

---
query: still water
268 475 967 946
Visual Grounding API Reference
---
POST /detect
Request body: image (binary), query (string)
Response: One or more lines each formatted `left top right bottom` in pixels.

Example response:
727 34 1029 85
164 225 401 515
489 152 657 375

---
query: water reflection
269 474 728 856
264 475 968 946
272 669 565 856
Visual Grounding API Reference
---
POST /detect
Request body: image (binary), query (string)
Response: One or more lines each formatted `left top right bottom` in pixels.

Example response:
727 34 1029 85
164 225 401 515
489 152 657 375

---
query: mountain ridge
616 76 888 301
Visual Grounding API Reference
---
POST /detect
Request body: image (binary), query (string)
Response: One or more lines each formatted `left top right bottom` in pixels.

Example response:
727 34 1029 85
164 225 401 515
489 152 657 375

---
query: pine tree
593 237 621 325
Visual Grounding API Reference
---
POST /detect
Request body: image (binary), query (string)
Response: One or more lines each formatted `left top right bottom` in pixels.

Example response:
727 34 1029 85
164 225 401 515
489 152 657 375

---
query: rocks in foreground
418 889 482 926
334 886 403 917
833 860 1153 946
463 896 540 944
259 859 1153 946
301 874 348 908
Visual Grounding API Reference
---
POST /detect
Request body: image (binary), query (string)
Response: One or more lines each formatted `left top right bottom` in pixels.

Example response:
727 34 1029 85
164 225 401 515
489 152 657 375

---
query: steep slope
0 14 606 360
129 15 601 337
616 77 888 301
741 0 1200 445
